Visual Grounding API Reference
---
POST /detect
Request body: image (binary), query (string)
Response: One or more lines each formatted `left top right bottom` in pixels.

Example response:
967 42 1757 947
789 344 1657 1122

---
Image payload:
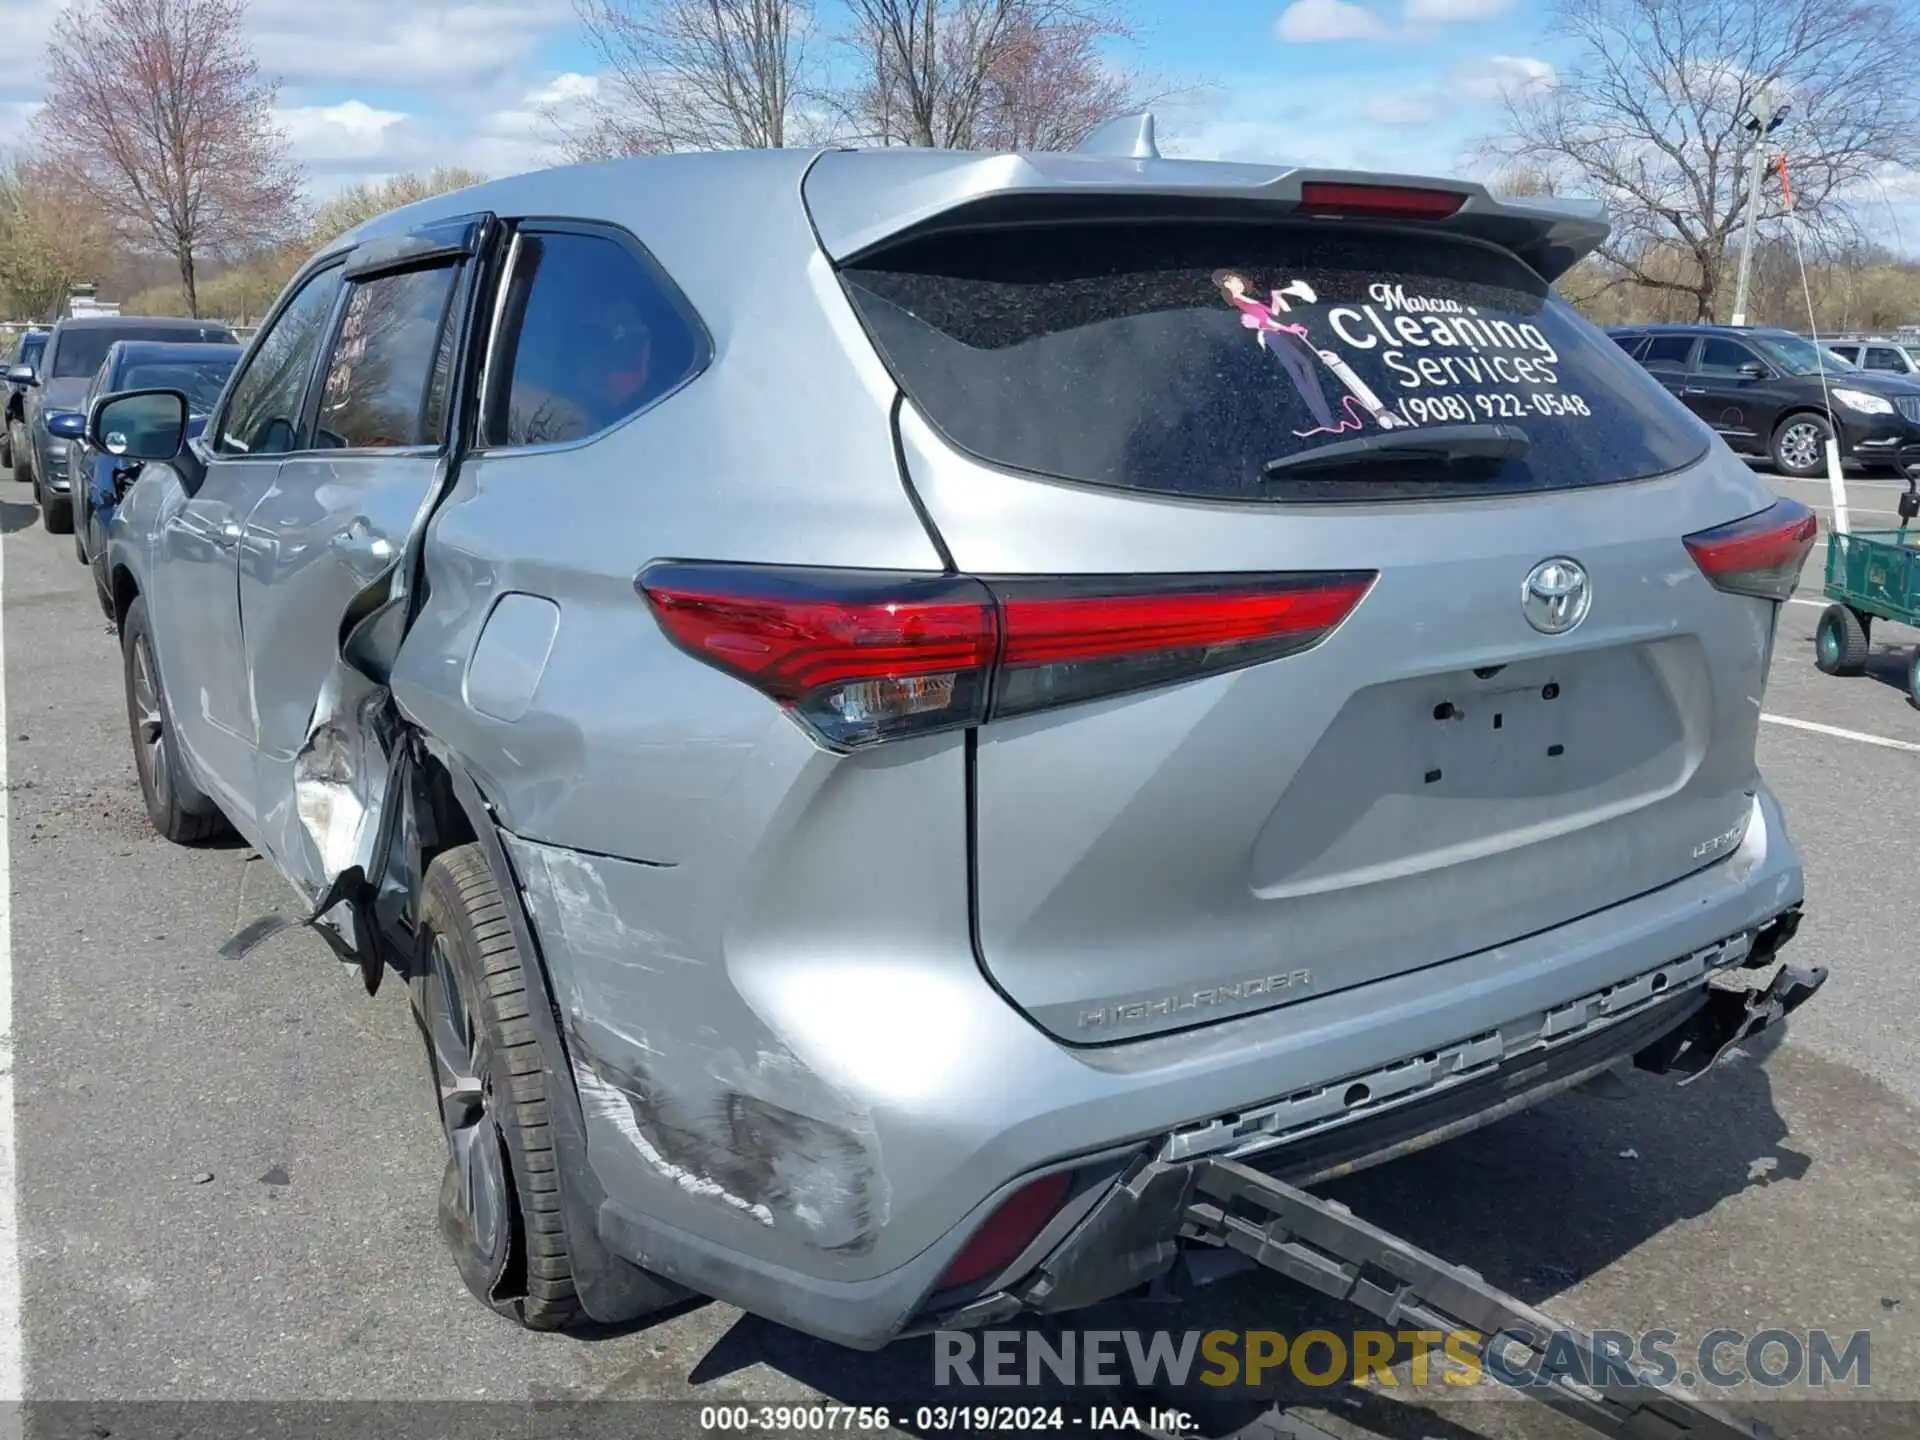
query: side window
1865 346 1905 372
1610 334 1648 360
1642 335 1694 368
1830 345 1860 365
483 229 703 449
314 264 463 450
1697 338 1760 375
216 266 345 456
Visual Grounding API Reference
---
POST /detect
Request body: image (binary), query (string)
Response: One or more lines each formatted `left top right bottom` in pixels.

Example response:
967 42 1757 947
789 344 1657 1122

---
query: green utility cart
1815 485 1920 705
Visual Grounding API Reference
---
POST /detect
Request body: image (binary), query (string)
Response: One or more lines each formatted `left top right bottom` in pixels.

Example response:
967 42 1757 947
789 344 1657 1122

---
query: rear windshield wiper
1262 422 1531 479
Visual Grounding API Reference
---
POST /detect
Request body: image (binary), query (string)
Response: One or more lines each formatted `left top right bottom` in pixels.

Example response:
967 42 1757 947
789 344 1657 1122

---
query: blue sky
0 0 1565 193
0 0 1910 248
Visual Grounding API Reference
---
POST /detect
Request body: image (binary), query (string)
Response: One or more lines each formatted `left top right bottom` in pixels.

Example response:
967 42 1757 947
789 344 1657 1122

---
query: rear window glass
842 224 1711 501
119 360 238 413
51 323 235 379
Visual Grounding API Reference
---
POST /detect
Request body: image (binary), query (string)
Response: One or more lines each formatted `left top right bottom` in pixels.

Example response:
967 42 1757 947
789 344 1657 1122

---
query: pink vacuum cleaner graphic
1213 272 1408 437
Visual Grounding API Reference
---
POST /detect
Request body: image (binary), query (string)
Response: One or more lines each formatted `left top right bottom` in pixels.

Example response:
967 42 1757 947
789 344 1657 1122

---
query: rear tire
414 845 676 1331
2 430 12 469
120 595 228 844
1814 603 1869 677
41 489 72 535
1771 412 1834 479
1907 648 1920 711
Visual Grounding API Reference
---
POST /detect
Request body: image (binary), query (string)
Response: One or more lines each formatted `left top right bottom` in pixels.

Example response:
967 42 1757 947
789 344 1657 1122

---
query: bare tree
308 167 492 245
38 0 302 317
0 159 114 321
565 0 817 157
1481 0 1920 321
842 0 1150 150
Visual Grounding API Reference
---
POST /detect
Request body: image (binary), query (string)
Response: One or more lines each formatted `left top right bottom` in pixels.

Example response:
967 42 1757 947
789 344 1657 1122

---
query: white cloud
1404 0 1512 20
1276 0 1393 43
1451 54 1558 101
528 72 599 108
244 0 572 85
277 100 410 162
1367 92 1441 126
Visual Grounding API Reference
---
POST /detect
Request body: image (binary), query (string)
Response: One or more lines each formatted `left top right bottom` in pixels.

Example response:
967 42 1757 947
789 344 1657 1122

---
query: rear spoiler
803 120 1609 284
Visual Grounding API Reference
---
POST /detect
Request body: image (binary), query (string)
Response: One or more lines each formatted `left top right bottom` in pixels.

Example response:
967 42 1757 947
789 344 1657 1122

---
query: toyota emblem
1521 557 1591 636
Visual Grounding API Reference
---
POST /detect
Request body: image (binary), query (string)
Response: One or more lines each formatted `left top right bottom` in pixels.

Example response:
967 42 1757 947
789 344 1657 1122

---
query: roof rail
1074 113 1160 161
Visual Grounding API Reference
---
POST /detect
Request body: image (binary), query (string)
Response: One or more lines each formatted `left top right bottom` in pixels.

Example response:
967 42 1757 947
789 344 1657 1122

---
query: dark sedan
8 314 235 532
71 340 243 611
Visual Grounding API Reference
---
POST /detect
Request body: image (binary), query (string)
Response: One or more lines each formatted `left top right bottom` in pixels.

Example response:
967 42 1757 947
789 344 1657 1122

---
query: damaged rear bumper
502 788 1808 1351
922 928 1822 1335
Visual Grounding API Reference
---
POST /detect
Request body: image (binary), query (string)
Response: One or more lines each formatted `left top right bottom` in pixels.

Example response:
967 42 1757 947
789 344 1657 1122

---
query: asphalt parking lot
2 463 1919 1440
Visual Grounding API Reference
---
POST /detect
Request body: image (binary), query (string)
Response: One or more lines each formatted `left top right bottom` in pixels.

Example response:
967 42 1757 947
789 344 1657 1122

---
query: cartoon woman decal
1213 271 1406 437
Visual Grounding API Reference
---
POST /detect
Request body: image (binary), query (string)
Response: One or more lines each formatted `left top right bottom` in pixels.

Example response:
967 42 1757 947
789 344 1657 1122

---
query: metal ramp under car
1170 1161 1775 1440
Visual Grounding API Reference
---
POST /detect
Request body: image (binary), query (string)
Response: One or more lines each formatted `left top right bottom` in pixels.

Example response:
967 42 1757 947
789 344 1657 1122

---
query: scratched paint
514 836 892 1251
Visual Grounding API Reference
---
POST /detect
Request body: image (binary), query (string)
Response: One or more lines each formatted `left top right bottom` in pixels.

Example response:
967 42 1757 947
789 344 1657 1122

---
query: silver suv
90 134 1816 1344
1827 335 1920 378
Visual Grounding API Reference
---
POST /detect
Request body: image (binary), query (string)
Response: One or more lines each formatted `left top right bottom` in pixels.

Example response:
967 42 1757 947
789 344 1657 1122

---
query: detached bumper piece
1633 960 1826 1086
1182 1160 1775 1440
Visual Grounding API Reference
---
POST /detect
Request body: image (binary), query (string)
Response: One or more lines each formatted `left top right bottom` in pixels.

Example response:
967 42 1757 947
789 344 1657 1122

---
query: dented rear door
239 217 498 899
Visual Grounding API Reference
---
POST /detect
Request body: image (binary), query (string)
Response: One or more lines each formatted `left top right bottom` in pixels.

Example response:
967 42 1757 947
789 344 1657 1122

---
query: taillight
1297 181 1467 221
937 1169 1074 1292
637 564 998 748
992 573 1375 718
637 564 1375 749
1683 500 1819 602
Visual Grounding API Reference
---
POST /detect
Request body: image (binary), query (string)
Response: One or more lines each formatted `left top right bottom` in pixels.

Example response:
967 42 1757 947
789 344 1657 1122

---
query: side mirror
87 388 189 462
6 365 36 387
1738 362 1768 379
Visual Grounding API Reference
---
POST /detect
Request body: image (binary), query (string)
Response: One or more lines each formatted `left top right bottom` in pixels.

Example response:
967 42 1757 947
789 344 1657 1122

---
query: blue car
9 315 235 532
73 340 242 612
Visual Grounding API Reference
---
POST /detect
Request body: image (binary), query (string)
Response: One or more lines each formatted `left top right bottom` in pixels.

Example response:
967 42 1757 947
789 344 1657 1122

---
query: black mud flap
1633 963 1828 1085
1182 1160 1776 1439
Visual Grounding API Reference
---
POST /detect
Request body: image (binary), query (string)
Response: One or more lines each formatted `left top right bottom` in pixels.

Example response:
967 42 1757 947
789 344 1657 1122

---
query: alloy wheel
1780 422 1823 473
423 933 510 1287
130 634 170 811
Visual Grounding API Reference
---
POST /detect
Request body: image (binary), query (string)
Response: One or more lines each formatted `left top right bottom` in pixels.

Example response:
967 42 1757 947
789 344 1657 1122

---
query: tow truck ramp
1176 1160 1774 1440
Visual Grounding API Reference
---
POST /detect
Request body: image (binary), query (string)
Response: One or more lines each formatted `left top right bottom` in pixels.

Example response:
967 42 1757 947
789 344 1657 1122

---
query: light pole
1729 88 1788 327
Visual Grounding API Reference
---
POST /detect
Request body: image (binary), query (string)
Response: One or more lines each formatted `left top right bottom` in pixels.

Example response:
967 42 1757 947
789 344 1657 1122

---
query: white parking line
1786 597 1826 608
0 530 20 1419
1761 713 1920 753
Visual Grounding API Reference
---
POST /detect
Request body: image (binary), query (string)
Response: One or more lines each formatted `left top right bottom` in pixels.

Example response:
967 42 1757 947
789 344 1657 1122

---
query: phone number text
1399 391 1592 424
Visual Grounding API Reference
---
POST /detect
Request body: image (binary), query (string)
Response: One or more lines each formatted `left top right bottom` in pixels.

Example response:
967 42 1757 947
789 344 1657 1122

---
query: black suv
1607 323 1920 478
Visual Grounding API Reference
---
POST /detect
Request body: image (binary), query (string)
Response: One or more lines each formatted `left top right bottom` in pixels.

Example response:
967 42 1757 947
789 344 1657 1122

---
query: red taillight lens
1298 181 1467 221
1683 500 1819 602
639 565 999 748
937 1170 1074 1292
637 564 1376 749
992 572 1376 718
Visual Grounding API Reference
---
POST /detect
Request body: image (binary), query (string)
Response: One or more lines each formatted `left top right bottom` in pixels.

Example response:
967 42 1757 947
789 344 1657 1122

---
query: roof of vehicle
332 141 1613 293
52 314 235 332
1607 323 1804 338
106 340 245 364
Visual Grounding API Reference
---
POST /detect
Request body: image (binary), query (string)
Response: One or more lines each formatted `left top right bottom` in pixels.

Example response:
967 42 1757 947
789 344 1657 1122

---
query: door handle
331 521 394 574
215 519 243 548
1684 386 1707 395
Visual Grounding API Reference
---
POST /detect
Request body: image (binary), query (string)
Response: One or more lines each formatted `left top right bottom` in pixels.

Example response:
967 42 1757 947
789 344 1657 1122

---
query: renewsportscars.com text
934 1327 1872 1391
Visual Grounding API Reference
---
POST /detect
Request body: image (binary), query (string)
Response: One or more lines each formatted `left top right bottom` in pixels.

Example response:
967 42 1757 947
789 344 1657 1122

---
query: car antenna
1073 112 1160 160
